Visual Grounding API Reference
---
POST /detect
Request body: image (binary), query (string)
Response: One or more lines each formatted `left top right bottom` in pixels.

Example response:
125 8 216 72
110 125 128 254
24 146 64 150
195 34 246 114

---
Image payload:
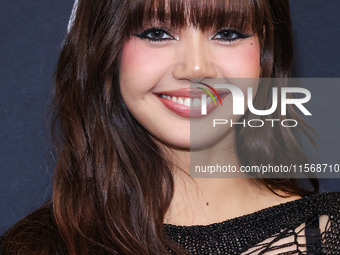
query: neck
159 128 253 225
157 129 300 226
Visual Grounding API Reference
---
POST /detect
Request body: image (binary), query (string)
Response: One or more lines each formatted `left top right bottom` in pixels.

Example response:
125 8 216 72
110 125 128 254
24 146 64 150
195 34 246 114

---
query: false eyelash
210 29 252 43
134 27 176 43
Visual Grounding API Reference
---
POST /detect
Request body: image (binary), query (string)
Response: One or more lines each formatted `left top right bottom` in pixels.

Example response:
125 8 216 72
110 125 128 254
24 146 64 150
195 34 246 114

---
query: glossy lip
154 88 230 118
154 87 228 98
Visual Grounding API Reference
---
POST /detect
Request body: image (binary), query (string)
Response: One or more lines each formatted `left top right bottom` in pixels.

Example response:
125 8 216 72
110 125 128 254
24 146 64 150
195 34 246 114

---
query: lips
154 88 230 118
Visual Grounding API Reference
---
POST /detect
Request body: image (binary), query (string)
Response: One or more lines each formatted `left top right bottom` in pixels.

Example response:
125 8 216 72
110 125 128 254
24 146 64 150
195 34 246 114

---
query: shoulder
284 191 340 222
308 191 340 215
0 200 66 255
309 192 340 252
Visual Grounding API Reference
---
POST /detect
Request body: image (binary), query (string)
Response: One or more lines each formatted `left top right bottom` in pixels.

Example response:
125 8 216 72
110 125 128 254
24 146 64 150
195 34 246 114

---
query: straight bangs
126 0 269 36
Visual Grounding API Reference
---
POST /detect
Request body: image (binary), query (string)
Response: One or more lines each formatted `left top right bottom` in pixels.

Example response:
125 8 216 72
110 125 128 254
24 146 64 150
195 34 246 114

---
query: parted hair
1 0 318 254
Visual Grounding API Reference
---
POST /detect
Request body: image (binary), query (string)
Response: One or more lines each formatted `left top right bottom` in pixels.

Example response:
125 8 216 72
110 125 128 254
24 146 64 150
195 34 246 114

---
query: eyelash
210 29 252 43
134 27 251 43
134 27 175 43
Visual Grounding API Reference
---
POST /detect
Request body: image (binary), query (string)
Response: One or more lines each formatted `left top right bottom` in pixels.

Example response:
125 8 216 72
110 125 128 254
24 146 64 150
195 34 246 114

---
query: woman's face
119 24 261 149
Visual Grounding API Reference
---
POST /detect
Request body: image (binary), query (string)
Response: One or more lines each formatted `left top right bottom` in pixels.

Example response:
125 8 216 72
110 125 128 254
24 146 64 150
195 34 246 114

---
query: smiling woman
120 25 261 148
1 0 340 254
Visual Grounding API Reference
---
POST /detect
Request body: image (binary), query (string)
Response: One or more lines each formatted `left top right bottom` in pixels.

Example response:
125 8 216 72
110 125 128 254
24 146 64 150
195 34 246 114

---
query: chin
157 136 191 150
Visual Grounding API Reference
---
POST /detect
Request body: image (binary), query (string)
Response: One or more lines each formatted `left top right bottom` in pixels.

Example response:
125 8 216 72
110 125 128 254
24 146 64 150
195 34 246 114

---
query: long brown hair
2 0 318 254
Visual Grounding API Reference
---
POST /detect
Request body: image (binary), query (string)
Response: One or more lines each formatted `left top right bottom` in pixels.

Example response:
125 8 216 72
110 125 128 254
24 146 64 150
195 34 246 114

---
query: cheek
215 39 261 78
213 39 261 115
119 39 171 93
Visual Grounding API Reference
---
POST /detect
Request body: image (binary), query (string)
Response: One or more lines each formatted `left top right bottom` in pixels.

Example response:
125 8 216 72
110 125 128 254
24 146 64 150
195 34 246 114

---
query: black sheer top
1 192 339 254
163 192 340 254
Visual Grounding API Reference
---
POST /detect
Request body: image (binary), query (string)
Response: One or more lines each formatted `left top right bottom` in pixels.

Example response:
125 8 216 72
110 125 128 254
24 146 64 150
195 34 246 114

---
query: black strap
305 216 321 255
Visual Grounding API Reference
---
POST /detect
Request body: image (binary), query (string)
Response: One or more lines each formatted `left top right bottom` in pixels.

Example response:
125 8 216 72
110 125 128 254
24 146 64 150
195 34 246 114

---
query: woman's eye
210 29 251 43
134 28 175 42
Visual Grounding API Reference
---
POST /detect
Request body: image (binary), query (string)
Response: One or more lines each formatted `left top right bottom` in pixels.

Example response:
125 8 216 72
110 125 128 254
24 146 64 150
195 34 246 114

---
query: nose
172 31 217 81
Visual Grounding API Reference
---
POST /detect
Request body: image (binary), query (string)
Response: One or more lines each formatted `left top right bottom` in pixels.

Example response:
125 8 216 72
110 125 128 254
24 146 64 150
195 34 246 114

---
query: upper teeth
160 95 217 107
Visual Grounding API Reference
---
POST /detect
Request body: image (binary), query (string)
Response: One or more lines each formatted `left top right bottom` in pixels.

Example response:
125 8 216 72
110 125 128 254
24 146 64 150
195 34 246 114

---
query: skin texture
119 25 301 226
119 25 261 149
